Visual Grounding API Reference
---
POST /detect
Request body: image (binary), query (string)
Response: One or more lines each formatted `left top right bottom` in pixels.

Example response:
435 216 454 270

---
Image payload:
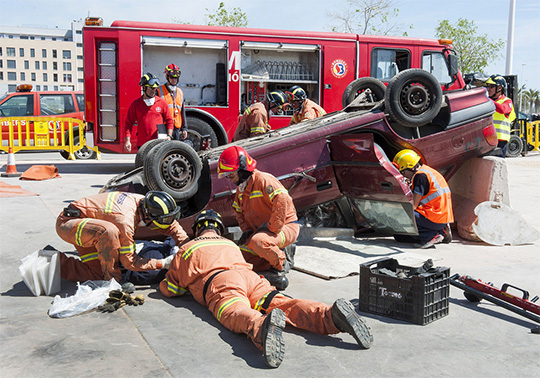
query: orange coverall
233 169 299 271
159 232 340 349
56 192 189 282
233 102 270 141
289 99 326 125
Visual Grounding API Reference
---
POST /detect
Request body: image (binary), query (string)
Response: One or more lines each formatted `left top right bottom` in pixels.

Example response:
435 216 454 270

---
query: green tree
435 18 504 74
522 88 540 114
205 2 248 28
328 0 412 36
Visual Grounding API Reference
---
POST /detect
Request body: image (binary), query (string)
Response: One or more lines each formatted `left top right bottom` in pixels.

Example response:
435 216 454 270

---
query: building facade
0 20 84 95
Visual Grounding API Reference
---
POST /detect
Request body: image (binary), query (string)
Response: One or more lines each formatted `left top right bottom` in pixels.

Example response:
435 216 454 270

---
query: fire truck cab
83 19 463 154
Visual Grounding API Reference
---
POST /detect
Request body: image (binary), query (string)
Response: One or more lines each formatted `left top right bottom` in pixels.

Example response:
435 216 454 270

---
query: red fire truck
83 18 464 153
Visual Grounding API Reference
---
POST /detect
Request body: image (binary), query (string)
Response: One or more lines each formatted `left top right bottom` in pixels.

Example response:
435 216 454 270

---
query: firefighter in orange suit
217 146 298 290
392 149 454 249
232 90 287 141
286 85 326 125
157 63 189 142
159 210 373 368
56 191 189 282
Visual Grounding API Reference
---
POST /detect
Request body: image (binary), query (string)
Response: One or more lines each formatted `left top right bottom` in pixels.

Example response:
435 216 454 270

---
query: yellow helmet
393 149 421 171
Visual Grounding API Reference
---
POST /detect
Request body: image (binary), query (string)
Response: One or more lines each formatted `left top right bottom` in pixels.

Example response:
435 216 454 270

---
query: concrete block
448 156 509 241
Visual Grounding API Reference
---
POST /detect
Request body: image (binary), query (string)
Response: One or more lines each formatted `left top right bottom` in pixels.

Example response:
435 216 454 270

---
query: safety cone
1 147 22 177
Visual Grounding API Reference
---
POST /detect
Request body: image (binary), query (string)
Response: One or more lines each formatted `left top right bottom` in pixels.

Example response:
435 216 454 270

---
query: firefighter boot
441 224 452 244
261 308 286 368
331 298 373 349
260 269 289 291
282 244 296 273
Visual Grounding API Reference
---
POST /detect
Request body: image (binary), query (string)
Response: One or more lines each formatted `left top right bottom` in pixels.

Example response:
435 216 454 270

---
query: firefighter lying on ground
217 145 298 290
159 210 373 368
392 149 453 249
232 90 287 142
285 85 326 125
53 191 188 282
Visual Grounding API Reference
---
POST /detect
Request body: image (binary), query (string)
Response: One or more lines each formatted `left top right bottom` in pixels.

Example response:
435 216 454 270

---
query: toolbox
359 258 450 325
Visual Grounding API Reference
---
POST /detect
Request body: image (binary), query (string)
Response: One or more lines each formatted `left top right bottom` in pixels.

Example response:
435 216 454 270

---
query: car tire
186 117 218 150
60 133 97 160
143 140 202 201
342 77 386 108
506 135 523 158
385 69 443 128
135 139 165 168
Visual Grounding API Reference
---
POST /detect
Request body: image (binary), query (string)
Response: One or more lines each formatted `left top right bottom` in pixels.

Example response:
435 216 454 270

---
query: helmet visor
167 70 181 78
146 78 160 87
150 206 181 228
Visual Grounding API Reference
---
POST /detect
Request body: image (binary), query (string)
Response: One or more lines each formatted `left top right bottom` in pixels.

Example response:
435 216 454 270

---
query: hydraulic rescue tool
450 274 540 332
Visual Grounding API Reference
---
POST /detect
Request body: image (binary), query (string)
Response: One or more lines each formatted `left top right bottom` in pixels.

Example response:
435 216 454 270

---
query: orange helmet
218 146 257 178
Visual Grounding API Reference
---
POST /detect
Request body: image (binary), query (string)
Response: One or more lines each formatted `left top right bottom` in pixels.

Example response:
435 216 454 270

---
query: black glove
238 230 253 245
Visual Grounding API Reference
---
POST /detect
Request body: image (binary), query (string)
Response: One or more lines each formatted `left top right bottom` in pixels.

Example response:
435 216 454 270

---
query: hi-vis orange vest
159 84 184 129
413 165 454 224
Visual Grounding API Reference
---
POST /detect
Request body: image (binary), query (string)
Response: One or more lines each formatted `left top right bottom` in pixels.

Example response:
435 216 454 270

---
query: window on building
30 36 35 40
76 30 82 34
78 78 84 83
35 61 40 70
43 73 48 82
63 74 72 83
8 84 16 92
63 62 72 71
44 85 48 90
30 48 35 57
0 47 2 56
77 55 83 60
31 73 36 81
20 72 25 81
19 48 24 57
42 61 47 70
52 50 57 58
62 50 71 59
0 72 3 80
7 60 16 69
8 72 17 80
42 49 47 58
76 43 83 48
53 62 58 70
54 85 59 90
52 37 56 41
7 47 15 56
0 60 3 68
36 85 41 91
24 60 29 69
42 37 46 40
20 35 29 40
53 74 58 82
77 67 84 72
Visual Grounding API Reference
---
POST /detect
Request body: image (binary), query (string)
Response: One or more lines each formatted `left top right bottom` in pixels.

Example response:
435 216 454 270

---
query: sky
1 0 539 92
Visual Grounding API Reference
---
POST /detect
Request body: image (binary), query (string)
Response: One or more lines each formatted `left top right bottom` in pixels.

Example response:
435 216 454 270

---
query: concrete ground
1 151 539 377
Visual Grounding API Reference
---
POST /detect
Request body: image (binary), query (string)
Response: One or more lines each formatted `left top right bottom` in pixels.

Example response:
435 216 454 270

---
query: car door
329 133 417 235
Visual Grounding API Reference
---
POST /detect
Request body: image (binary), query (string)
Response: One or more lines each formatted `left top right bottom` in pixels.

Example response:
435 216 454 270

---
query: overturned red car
103 69 497 236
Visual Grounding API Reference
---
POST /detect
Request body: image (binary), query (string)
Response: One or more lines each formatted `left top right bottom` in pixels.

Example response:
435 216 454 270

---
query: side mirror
448 54 459 77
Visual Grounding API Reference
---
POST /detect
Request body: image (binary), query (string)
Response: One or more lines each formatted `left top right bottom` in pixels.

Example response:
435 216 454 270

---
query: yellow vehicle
507 114 540 157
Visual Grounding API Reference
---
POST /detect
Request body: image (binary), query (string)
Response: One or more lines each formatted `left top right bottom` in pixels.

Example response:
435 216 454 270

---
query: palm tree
522 89 540 114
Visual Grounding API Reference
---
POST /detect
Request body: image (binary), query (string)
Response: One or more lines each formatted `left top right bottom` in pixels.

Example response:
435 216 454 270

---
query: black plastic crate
359 258 450 325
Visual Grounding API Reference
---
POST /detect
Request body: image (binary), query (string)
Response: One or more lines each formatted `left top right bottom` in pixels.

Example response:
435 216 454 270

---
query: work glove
238 230 253 246
97 290 145 312
161 255 175 270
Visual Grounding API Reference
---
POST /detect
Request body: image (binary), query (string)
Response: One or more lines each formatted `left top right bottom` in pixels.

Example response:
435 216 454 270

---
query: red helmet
164 63 181 78
218 146 257 178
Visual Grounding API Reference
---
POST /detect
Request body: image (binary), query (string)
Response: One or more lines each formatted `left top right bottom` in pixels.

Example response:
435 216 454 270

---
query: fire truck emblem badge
331 59 348 78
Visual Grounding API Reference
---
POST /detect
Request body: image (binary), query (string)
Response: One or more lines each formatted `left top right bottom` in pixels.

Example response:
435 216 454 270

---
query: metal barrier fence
0 116 100 160
525 120 540 153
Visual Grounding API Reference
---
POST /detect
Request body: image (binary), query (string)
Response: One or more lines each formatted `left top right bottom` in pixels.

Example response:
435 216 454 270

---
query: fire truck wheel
186 117 218 150
506 135 523 158
464 292 482 303
385 69 442 128
143 141 202 201
342 77 386 108
60 134 97 160
135 139 166 168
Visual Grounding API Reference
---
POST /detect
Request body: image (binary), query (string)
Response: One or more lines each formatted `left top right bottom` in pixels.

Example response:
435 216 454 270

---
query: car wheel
342 77 386 108
506 135 523 158
385 69 443 128
143 140 202 201
60 133 97 160
186 117 218 150
135 139 165 168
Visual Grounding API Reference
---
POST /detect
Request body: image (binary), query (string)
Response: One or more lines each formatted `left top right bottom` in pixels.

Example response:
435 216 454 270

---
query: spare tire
135 139 165 168
342 77 386 108
143 141 202 201
186 117 218 150
385 69 442 128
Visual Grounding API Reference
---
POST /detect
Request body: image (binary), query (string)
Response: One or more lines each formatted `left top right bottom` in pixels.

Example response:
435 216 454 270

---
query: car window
39 94 75 115
371 48 410 81
0 94 34 117
422 51 451 84
75 94 84 112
